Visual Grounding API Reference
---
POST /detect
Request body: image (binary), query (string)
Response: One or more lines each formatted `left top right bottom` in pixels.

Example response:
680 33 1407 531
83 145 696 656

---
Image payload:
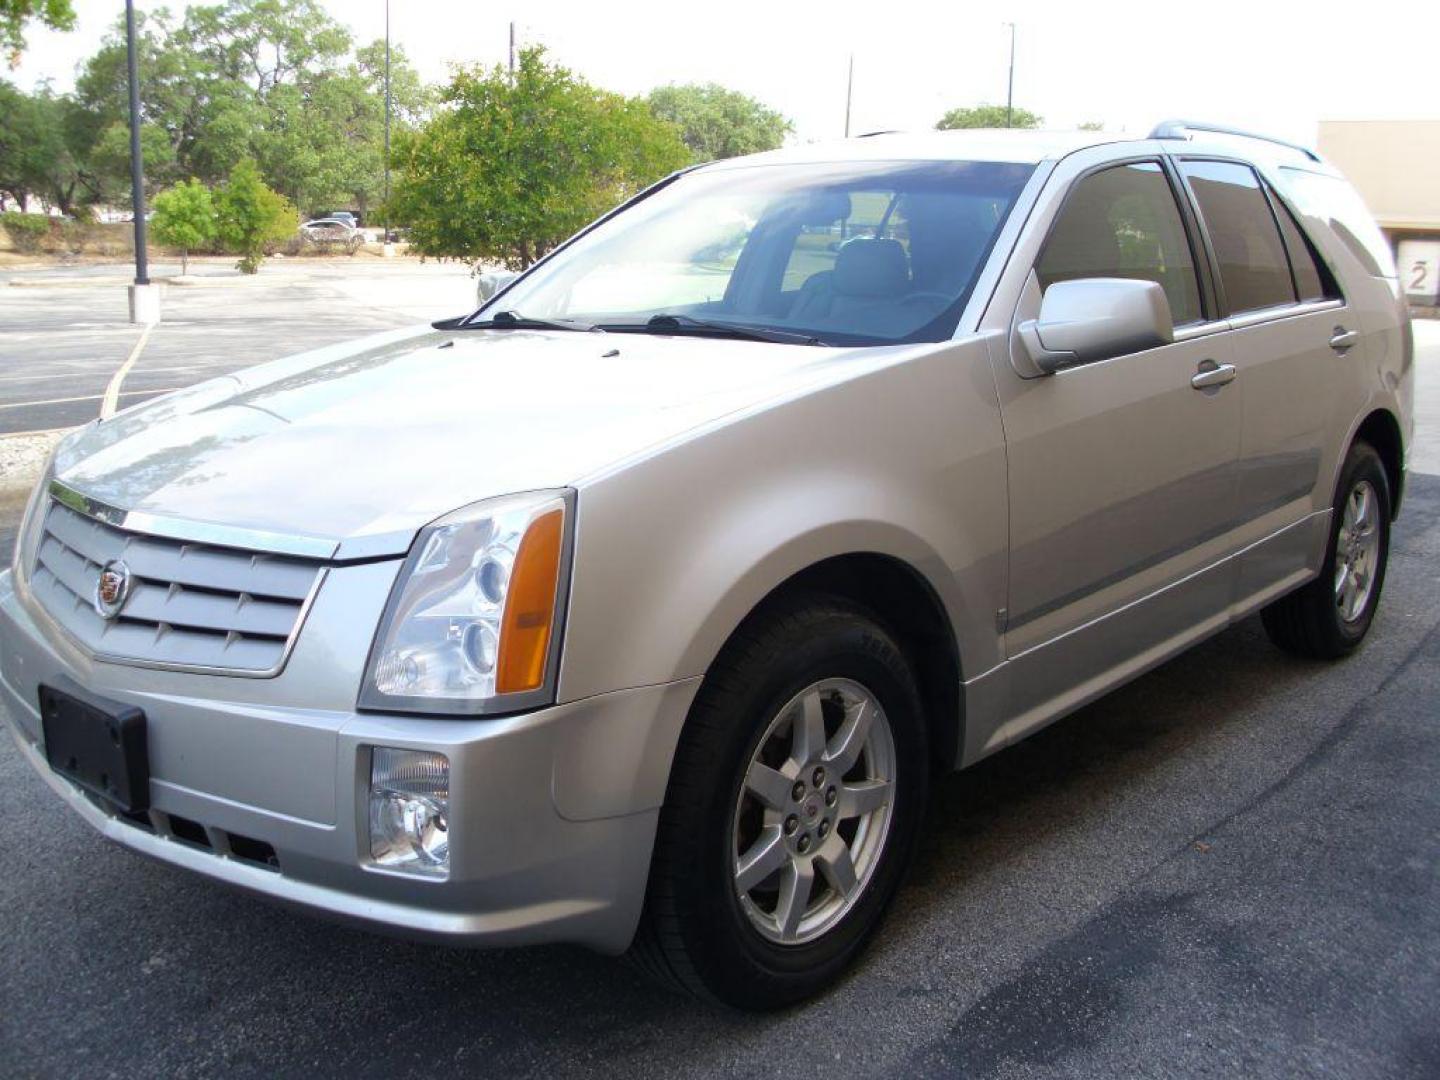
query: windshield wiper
600 313 829 347
460 310 601 333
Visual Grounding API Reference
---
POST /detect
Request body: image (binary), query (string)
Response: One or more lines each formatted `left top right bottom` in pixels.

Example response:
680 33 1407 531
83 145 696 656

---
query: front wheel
1262 439 1391 659
630 596 928 1009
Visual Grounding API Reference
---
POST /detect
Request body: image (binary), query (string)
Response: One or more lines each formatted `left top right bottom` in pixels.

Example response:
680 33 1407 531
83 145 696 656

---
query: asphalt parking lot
1 264 1437 1078
0 258 475 434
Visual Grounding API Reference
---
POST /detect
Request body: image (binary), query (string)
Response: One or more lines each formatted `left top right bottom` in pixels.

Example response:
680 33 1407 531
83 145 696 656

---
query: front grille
29 499 325 675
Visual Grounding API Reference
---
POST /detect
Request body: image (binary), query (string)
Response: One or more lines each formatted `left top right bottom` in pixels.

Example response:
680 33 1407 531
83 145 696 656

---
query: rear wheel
631 596 928 1009
1262 440 1391 659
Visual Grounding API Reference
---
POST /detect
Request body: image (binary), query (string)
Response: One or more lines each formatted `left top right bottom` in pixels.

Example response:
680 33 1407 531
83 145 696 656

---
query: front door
992 157 1243 734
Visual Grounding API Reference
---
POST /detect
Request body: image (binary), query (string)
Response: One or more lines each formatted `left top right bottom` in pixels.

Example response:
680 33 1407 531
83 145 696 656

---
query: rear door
1174 159 1347 599
991 152 1243 728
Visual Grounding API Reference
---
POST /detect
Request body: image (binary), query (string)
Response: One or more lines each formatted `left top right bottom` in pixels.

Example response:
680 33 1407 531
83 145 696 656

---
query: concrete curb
6 272 302 289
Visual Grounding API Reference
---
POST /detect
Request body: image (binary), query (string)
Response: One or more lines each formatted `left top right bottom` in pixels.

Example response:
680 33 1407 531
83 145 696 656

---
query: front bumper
0 567 699 954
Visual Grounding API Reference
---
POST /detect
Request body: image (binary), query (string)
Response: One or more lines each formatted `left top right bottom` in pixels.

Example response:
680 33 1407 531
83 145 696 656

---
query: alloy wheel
731 678 896 945
1334 478 1381 623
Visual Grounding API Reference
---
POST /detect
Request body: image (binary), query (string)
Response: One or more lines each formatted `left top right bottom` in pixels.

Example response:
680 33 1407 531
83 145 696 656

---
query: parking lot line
0 364 209 384
100 324 155 419
0 387 181 413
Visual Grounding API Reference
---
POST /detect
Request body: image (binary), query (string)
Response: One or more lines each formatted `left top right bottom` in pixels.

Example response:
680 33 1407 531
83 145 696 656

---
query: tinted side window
1181 161 1296 313
1271 193 1332 302
1037 162 1202 325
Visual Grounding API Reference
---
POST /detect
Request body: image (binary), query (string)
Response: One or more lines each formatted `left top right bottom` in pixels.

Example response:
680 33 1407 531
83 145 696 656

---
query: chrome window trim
48 479 340 560
1226 297 1345 331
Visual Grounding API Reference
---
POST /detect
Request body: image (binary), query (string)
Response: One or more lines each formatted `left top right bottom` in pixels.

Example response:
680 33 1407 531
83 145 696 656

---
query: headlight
368 748 449 876
359 489 573 715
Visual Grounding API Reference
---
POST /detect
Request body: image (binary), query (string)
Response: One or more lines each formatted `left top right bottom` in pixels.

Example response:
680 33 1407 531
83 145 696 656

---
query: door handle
1191 362 1237 390
1330 327 1360 353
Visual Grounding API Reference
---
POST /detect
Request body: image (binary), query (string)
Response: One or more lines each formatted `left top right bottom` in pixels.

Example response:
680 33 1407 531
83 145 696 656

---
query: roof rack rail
1148 120 1321 163
856 129 901 138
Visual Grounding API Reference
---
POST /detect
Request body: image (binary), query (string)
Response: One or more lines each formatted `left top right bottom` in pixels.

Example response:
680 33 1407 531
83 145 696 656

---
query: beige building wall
1317 120 1440 231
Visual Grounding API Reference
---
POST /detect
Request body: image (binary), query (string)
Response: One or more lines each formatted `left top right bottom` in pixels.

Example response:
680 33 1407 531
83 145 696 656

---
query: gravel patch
0 429 67 501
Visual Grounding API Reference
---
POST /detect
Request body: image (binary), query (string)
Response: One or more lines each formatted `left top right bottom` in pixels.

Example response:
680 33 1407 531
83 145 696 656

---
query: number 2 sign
1399 239 1440 305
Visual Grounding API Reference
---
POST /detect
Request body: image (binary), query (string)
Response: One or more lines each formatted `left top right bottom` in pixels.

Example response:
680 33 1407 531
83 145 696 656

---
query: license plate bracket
40 681 149 814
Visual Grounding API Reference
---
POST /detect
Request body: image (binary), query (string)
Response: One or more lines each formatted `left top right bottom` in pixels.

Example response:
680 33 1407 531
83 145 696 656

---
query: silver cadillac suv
0 123 1412 1008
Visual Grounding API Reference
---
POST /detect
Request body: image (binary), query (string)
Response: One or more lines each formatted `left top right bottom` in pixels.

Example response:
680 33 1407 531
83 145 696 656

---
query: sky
11 0 1439 148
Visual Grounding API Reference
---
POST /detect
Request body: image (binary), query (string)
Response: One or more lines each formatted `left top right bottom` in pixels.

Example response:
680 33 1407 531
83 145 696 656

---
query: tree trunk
181 248 189 275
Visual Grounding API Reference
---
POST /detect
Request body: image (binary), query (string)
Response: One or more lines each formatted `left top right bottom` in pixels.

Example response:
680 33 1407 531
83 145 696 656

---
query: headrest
833 237 909 297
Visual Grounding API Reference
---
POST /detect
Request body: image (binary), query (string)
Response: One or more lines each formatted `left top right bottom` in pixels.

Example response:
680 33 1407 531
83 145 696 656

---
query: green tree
151 178 217 274
255 40 428 217
10 84 96 215
215 158 298 273
1 0 74 64
179 0 351 95
71 1 400 212
390 46 690 269
20 1 429 218
0 79 62 208
88 120 177 203
71 8 228 197
936 104 1042 130
645 83 790 162
1078 120 1105 132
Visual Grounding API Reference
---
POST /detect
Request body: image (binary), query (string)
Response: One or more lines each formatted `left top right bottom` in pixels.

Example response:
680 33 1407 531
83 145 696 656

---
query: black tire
1262 440 1391 659
630 594 929 1009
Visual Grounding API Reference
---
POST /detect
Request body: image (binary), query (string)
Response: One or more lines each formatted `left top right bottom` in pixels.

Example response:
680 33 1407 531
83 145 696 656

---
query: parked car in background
0 123 1411 1010
318 210 360 228
475 269 519 304
298 218 363 255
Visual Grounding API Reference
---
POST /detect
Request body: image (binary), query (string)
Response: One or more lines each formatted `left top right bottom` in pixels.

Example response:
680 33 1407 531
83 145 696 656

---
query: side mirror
1019 278 1174 374
476 270 520 304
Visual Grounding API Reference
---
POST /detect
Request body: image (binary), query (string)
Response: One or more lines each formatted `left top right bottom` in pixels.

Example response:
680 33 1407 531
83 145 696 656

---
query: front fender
557 335 1009 705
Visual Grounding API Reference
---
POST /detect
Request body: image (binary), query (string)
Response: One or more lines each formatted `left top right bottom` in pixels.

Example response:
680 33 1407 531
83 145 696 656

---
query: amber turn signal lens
495 508 564 694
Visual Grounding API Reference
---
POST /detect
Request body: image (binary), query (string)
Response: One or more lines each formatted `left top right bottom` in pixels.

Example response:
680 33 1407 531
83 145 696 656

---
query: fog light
369 748 450 877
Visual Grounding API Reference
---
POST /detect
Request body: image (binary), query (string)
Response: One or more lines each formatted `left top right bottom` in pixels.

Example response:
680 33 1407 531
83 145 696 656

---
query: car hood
53 325 900 558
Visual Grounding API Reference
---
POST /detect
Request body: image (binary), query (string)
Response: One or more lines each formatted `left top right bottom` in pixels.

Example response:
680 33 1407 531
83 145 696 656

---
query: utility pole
382 0 392 253
1004 22 1016 128
844 54 853 137
509 21 515 77
124 0 158 322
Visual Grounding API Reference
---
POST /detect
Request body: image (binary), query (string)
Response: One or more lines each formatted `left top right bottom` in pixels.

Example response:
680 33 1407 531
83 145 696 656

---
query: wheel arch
707 552 965 775
1352 407 1405 519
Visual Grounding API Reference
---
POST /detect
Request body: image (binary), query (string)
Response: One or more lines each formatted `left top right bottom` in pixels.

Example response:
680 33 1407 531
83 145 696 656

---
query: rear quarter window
1277 168 1397 279
1270 194 1336 302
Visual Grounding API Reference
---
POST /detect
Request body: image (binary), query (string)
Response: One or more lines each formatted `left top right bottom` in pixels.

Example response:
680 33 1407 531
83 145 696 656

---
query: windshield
480 160 1035 346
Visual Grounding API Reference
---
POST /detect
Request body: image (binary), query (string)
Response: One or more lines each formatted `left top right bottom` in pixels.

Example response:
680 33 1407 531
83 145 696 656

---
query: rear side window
1037 161 1202 325
1180 160 1296 314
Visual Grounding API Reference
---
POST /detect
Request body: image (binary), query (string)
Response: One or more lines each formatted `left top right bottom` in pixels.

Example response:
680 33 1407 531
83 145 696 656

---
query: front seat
791 237 911 332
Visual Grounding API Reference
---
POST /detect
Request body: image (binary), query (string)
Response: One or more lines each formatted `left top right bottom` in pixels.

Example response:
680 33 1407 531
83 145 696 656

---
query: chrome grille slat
125 541 317 601
36 537 100 601
43 504 127 563
119 580 298 638
29 500 326 676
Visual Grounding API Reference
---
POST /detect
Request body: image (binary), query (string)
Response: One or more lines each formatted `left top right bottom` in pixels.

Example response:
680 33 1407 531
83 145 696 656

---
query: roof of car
702 128 1332 173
